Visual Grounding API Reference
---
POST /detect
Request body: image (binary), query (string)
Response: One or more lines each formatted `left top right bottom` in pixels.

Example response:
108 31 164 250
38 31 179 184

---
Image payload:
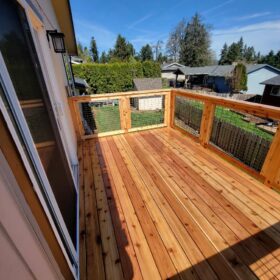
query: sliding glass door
0 0 78 274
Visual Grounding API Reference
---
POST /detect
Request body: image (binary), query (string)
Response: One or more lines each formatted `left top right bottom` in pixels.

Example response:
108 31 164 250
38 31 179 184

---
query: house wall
247 67 279 95
27 0 78 165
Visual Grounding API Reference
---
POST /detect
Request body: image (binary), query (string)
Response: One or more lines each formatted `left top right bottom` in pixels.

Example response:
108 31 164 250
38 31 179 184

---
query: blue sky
70 0 280 58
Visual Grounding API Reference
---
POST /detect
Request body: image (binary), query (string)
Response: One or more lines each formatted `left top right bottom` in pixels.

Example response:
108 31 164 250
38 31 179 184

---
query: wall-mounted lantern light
46 30 66 53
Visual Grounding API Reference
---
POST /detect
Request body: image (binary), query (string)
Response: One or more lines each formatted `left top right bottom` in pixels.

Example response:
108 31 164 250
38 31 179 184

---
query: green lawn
92 105 164 132
183 99 273 141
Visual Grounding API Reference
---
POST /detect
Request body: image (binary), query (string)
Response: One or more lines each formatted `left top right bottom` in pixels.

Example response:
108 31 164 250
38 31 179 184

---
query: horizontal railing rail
69 89 280 190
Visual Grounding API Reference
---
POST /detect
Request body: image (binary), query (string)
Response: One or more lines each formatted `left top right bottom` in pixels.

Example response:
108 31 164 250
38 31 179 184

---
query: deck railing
69 89 280 190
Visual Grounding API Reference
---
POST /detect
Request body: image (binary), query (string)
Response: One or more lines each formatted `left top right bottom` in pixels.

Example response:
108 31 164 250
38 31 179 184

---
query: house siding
247 67 280 95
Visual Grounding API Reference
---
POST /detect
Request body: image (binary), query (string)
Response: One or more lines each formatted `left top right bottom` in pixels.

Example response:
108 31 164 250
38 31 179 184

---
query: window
270 86 280 97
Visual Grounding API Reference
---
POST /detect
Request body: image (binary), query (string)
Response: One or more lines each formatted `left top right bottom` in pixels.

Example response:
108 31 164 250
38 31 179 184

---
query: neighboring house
161 62 186 81
175 64 280 95
260 75 280 107
247 64 280 95
133 78 163 111
0 0 79 279
71 56 83 64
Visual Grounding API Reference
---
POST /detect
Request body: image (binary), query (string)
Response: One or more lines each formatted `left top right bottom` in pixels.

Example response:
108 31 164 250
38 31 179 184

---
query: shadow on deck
78 128 280 280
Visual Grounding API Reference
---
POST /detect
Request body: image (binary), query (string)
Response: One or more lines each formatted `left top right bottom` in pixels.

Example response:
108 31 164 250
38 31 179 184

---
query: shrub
73 62 161 94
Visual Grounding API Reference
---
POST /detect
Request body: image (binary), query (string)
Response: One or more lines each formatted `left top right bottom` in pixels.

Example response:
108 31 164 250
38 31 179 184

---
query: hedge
72 61 161 94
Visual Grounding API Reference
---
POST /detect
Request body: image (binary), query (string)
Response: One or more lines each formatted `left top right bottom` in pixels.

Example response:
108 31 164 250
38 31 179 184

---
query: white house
0 0 79 279
246 64 280 95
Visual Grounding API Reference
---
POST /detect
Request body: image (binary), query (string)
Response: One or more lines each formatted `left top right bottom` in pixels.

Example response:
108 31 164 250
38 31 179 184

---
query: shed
133 78 163 111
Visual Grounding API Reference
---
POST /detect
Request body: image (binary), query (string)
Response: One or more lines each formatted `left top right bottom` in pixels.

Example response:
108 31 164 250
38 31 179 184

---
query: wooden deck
78 128 280 280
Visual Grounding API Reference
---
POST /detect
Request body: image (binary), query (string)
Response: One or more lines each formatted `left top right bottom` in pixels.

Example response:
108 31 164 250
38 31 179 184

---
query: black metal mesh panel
210 106 274 171
80 99 121 135
130 95 165 128
174 96 204 137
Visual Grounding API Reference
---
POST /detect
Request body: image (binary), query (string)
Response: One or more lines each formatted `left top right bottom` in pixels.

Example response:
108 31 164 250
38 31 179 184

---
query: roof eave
51 0 78 56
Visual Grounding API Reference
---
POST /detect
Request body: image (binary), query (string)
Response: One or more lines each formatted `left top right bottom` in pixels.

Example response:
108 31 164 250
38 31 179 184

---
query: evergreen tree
219 43 229 65
127 42 136 58
100 51 108 63
179 13 212 66
90 37 99 62
77 42 92 62
113 34 131 61
231 63 248 92
140 44 153 61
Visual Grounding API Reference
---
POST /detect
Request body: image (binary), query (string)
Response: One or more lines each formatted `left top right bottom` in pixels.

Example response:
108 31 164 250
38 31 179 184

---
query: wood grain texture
80 128 280 280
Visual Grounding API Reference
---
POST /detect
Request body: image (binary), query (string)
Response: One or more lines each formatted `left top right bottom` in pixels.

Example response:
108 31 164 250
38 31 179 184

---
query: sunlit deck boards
79 128 280 280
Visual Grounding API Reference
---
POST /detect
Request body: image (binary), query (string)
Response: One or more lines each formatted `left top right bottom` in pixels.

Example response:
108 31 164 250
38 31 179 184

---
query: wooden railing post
199 101 216 147
261 124 280 187
169 90 175 128
68 99 83 141
119 97 131 132
164 91 171 127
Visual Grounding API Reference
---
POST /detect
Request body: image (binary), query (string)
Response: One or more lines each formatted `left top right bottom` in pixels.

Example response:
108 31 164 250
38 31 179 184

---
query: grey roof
261 75 280 86
133 78 162 91
177 64 280 77
161 62 185 71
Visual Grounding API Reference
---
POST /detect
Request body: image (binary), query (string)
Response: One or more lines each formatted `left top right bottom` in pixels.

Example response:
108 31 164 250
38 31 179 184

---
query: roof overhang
51 0 77 56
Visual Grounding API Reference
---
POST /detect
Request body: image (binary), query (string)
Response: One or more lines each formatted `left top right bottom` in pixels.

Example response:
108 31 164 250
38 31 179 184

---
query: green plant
73 62 161 93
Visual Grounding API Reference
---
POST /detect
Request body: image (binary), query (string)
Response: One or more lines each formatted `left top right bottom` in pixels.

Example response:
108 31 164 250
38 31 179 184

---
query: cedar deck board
80 128 280 280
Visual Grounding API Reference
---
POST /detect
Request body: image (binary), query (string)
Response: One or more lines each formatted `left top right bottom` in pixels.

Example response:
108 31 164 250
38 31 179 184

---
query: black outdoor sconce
46 30 66 53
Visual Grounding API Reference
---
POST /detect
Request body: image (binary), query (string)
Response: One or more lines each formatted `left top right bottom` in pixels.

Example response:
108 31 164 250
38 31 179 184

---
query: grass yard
91 105 164 132
186 99 273 141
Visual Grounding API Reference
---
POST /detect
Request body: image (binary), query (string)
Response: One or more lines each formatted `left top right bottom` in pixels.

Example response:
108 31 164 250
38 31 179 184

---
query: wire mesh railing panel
210 106 275 171
174 96 204 137
130 95 165 128
79 99 121 135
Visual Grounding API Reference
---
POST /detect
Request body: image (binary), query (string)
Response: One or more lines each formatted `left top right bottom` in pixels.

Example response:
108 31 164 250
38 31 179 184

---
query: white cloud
128 14 153 29
75 20 116 51
212 20 280 55
233 12 271 21
202 0 234 15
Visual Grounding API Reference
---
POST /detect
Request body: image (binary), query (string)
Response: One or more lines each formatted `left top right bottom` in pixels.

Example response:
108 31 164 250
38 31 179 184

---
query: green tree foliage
259 50 280 69
166 19 186 62
231 63 248 92
72 62 161 93
140 44 154 61
77 42 92 62
100 51 108 63
179 13 212 66
112 34 133 61
219 37 257 64
90 37 99 63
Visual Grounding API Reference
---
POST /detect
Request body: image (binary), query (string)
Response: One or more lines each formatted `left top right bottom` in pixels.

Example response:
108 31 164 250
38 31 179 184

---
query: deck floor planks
99 138 162 280
83 141 106 280
114 135 200 280
107 137 179 280
134 133 264 280
78 142 87 280
142 131 280 279
89 140 124 280
95 140 143 280
81 128 280 280
166 129 280 210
